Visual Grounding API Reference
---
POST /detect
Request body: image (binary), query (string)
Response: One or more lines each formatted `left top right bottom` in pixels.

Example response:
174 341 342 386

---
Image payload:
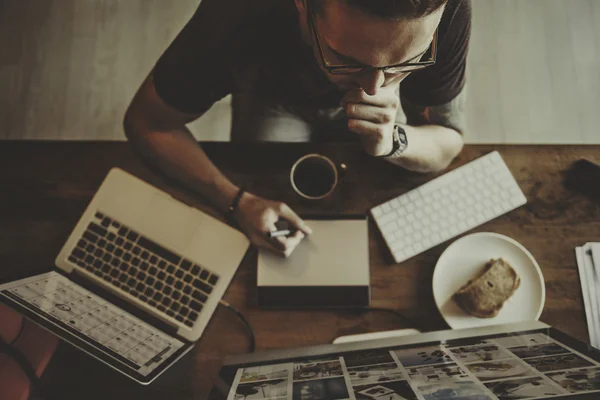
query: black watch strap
225 187 245 225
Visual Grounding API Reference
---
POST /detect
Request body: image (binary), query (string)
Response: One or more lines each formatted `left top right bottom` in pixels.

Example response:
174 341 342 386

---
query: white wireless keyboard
371 151 527 263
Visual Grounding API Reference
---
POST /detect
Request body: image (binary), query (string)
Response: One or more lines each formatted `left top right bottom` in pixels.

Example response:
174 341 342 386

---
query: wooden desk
1 142 599 399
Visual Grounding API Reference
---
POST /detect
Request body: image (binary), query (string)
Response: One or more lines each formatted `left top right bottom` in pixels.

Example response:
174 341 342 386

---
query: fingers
277 204 313 235
345 102 395 125
341 88 399 109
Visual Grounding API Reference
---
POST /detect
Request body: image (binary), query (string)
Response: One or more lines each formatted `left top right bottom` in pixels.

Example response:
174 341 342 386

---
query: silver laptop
0 168 249 384
210 321 600 400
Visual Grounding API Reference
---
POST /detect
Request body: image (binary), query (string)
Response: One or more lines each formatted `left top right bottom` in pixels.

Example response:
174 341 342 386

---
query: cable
0 337 54 400
219 300 256 353
350 307 426 333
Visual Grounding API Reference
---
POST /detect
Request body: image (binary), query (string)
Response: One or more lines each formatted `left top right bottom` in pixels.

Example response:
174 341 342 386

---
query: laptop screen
211 325 600 400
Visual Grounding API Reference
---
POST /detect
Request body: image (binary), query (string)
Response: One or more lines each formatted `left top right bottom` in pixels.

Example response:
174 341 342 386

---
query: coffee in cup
290 154 338 200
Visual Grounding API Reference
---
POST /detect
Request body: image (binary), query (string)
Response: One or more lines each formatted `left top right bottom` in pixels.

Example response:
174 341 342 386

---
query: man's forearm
125 126 239 213
385 124 464 173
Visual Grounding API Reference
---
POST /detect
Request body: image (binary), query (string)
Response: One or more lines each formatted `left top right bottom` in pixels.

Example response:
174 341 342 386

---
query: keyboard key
95 211 104 220
129 267 138 276
115 237 124 246
183 286 192 295
145 287 154 297
85 244 95 253
97 239 107 248
106 243 115 252
102 253 112 262
158 305 166 312
85 255 94 264
123 253 132 262
111 221 120 228
153 292 162 302
158 260 167 269
124 242 133 251
107 232 116 242
130 291 139 298
170 303 180 312
191 265 200 275
189 311 199 321
193 279 212 294
72 248 85 259
192 290 208 303
172 291 181 300
181 296 189 305
149 255 158 264
167 264 175 274
146 277 155 286
167 310 175 317
119 273 128 282
175 270 183 279
127 278 136 287
166 276 174 285
94 248 103 258
199 270 209 280
180 306 189 316
115 248 124 258
83 232 98 243
103 276 112 283
119 262 129 271
208 275 219 285
158 271 166 280
118 227 128 236
185 320 194 327
110 258 120 267
93 259 103 269
155 281 163 290
175 281 183 290
149 266 157 276
176 315 184 322
137 271 146 281
133 246 141 256
140 261 149 271
140 295 148 302
141 251 149 260
88 223 107 237
110 269 119 278
132 257 141 266
137 237 181 265
101 264 110 273
181 260 192 271
163 287 172 296
136 282 145 292
127 231 139 242
161 297 171 306
149 300 157 307
184 274 193 283
69 255 78 264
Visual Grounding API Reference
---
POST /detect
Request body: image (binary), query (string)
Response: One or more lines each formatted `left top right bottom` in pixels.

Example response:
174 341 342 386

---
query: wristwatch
379 124 408 158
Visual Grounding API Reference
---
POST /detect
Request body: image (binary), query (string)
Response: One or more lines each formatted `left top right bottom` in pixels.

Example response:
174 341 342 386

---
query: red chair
0 303 59 400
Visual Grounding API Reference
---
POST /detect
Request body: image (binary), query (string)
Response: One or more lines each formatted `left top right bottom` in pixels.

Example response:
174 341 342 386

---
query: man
124 0 471 257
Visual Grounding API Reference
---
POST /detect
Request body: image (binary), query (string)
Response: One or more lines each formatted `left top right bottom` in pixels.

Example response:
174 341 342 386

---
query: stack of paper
576 243 600 348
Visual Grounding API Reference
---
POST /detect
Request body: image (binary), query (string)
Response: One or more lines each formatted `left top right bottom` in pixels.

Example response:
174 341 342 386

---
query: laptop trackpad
137 194 199 251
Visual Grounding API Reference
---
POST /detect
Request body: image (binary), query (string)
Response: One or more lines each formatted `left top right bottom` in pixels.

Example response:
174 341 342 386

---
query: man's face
301 1 444 95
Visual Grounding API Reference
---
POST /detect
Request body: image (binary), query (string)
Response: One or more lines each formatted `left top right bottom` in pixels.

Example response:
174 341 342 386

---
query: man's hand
233 192 312 258
341 87 399 157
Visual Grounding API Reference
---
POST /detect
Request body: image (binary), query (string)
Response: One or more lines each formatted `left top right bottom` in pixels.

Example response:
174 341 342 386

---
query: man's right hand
233 192 312 258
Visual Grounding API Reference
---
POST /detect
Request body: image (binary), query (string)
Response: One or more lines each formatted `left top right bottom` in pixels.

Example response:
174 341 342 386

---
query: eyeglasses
307 0 438 75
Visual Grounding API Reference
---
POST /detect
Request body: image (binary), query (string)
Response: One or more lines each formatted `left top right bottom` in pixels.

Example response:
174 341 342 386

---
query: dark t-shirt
153 0 471 115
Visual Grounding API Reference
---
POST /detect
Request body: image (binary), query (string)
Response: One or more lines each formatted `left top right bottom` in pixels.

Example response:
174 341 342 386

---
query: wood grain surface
1 142 599 399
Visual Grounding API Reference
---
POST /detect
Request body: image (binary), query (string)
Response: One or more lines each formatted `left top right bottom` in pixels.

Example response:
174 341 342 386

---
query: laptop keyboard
68 212 220 328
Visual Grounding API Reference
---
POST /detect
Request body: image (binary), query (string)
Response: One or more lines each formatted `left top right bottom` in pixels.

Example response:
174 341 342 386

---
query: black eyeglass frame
307 0 438 75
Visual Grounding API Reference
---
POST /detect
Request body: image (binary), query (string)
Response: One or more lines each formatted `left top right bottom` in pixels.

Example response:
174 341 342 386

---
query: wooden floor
1 0 599 143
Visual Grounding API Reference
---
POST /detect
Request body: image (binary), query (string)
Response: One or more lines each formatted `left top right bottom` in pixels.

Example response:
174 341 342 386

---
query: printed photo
354 380 418 400
347 363 405 386
418 381 493 400
466 359 536 382
394 346 453 368
507 343 570 360
450 345 513 363
293 361 343 381
344 350 395 368
485 376 564 399
493 334 553 349
292 377 349 400
240 364 289 383
407 363 469 384
547 366 600 392
235 379 288 400
523 353 594 373
444 338 491 349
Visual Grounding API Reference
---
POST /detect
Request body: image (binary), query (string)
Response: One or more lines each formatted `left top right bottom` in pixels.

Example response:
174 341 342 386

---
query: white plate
433 232 545 330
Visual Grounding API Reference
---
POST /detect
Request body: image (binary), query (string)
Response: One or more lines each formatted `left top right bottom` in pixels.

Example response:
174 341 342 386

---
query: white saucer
433 232 545 330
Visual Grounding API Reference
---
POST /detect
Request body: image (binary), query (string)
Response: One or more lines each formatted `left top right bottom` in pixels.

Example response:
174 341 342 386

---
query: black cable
351 307 426 333
219 300 256 353
0 337 54 400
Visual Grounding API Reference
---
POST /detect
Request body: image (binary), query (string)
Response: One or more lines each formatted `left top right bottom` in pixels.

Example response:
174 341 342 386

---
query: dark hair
312 0 448 20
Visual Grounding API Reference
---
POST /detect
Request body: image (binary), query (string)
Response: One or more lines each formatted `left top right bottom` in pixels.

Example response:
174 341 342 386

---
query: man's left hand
341 87 399 157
